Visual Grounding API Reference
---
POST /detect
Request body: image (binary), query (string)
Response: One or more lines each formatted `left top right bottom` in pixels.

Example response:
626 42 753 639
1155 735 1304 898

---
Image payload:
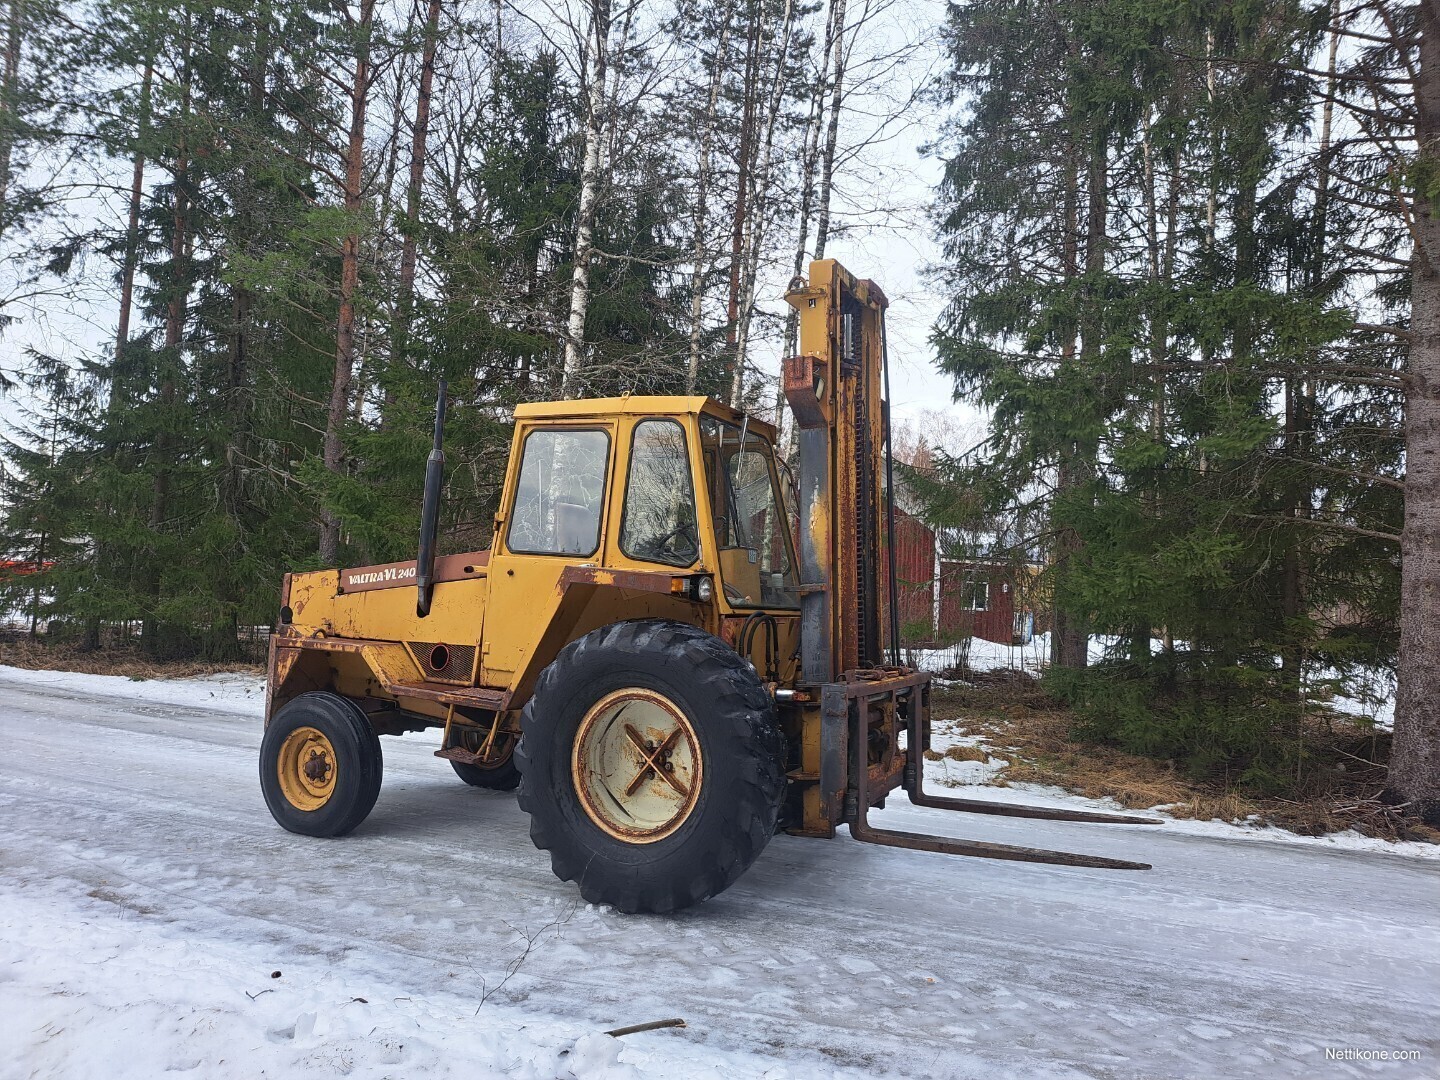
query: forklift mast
782 261 1161 867
784 260 893 684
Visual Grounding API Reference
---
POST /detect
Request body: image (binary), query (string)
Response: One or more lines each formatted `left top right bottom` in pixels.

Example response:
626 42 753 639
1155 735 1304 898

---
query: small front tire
260 692 383 837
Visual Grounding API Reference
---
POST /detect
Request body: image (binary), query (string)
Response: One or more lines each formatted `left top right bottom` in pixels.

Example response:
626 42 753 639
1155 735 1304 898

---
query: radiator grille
406 641 476 685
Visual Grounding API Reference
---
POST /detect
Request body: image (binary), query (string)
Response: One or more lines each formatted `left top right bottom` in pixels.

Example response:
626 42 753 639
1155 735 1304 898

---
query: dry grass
923 744 991 764
931 680 1440 845
0 636 264 681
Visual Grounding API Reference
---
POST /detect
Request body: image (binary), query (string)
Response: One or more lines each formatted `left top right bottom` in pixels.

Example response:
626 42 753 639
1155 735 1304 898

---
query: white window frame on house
963 573 989 612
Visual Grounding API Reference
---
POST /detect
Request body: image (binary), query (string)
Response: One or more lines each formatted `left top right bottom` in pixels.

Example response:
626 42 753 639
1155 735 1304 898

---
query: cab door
482 423 615 686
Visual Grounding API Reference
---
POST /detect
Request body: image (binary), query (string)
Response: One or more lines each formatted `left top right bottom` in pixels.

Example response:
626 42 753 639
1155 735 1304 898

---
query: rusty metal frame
832 671 1160 871
436 706 515 768
274 633 505 712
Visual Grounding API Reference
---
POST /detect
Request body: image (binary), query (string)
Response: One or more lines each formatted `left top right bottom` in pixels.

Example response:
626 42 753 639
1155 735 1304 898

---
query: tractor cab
479 397 803 689
499 396 797 605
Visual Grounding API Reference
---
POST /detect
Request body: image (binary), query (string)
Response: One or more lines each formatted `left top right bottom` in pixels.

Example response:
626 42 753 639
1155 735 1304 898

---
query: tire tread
516 619 785 913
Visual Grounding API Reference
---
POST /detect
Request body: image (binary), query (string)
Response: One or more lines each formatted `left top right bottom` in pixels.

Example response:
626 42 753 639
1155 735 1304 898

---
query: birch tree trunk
1389 3 1440 825
599 0 633 180
686 2 734 393
1204 29 1217 252
783 22 832 359
319 0 376 565
562 0 612 396
812 0 847 260
730 0 796 406
777 12 837 438
724 8 763 391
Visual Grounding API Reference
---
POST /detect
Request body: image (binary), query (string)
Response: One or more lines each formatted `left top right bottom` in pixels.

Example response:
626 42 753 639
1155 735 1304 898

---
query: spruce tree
928 0 1402 789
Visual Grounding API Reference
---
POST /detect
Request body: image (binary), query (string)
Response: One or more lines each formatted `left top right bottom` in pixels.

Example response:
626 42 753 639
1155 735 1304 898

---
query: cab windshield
700 415 799 609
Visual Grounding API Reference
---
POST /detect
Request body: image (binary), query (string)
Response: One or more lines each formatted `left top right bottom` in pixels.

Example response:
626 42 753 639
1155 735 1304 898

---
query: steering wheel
647 520 697 559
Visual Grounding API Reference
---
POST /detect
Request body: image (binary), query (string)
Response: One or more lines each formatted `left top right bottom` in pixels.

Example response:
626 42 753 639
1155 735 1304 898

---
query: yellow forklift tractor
260 260 1159 913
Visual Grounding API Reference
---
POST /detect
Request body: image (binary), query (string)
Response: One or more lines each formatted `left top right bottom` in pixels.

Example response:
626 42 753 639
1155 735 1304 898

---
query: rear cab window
507 428 610 556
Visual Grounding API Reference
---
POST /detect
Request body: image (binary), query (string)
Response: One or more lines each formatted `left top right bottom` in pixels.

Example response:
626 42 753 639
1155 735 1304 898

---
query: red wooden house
878 510 1041 648
937 558 1039 645
880 508 936 640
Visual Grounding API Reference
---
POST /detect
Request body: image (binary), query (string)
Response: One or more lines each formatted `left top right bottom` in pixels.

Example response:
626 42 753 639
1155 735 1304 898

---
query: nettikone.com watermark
1326 1047 1423 1063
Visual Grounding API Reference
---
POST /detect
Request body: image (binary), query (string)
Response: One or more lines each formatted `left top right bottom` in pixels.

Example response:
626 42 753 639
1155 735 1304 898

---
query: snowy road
4 670 1438 1080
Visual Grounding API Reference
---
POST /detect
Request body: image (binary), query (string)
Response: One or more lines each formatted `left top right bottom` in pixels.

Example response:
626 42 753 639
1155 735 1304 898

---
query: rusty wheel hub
571 688 702 844
303 749 332 783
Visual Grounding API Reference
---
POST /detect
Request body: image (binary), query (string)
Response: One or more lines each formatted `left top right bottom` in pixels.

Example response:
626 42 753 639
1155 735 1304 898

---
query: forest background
1 0 1437 820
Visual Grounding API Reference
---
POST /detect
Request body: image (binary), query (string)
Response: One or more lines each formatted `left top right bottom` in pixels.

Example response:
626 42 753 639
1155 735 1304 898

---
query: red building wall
876 515 1039 648
938 560 1027 645
880 509 935 641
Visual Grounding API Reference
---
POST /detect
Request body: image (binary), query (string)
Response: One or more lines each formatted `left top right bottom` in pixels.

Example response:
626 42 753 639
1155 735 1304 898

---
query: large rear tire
260 692 383 837
516 619 786 914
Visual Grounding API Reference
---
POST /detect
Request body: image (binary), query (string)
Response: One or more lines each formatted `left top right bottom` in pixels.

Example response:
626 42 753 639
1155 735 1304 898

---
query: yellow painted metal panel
288 570 488 648
514 395 704 421
483 420 618 683
511 395 776 442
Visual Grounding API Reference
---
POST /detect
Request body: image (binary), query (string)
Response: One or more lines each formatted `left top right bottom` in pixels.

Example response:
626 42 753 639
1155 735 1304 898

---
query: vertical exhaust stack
416 378 447 618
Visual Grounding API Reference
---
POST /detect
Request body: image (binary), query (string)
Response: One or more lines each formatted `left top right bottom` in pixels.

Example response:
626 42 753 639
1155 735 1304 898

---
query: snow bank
0 664 266 716
923 719 1440 861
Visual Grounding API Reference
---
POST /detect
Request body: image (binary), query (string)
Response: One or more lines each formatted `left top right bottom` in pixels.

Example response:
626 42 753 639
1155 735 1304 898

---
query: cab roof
511 395 779 441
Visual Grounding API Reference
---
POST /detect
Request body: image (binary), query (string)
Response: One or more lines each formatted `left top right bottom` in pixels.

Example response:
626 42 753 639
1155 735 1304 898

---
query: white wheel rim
571 688 702 844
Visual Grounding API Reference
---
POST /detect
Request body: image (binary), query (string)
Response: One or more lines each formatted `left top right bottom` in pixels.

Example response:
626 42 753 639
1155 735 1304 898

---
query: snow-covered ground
912 634 1398 729
4 666 1438 1079
919 719 1440 862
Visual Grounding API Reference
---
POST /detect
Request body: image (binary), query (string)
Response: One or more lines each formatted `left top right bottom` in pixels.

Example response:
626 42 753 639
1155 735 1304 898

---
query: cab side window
507 428 609 556
621 420 699 567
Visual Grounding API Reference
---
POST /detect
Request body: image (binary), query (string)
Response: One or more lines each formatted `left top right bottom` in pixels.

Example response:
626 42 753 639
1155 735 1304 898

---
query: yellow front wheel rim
277 726 338 811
